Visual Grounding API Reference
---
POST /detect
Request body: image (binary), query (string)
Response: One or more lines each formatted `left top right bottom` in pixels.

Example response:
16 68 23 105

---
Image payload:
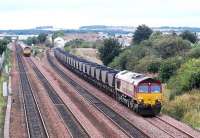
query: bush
147 60 161 73
64 46 71 52
153 36 191 59
168 59 200 99
187 47 200 59
189 72 200 89
109 49 130 70
133 56 161 73
180 30 198 43
159 57 183 83
109 44 159 72
134 57 152 72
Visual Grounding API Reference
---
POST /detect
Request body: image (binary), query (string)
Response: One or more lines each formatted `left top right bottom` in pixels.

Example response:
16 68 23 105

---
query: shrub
64 46 71 52
168 59 200 99
134 57 152 73
180 30 198 43
153 36 191 59
133 56 161 73
159 57 183 83
147 60 161 73
189 72 200 89
187 47 200 59
109 49 130 70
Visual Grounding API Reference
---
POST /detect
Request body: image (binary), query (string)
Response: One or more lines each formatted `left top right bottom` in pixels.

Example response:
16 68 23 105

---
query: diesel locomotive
17 41 32 57
54 48 162 115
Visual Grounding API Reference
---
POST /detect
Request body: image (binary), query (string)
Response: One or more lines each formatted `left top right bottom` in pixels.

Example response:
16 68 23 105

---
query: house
54 37 65 49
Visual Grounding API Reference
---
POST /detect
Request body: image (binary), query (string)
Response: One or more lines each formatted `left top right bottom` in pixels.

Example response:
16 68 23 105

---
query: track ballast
47 51 149 138
16 49 49 138
28 58 90 138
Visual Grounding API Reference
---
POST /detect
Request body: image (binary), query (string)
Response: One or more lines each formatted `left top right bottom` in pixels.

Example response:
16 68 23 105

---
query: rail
27 58 90 138
47 51 149 138
16 47 49 138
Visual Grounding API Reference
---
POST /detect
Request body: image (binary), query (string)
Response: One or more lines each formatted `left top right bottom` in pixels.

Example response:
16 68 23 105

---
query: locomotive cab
115 71 162 116
23 47 32 57
136 79 162 115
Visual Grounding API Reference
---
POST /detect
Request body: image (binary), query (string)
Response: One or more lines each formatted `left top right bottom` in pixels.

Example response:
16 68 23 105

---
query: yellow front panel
136 93 162 105
24 49 31 54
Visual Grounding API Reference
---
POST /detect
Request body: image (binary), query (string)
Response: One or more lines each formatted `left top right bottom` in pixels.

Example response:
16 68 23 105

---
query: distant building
18 35 38 40
63 33 99 42
98 32 109 40
114 34 133 47
54 37 65 49
118 37 132 47
197 32 200 40
35 26 53 30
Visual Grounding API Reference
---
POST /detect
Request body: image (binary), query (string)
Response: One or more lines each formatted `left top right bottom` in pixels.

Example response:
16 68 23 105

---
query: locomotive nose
137 93 162 105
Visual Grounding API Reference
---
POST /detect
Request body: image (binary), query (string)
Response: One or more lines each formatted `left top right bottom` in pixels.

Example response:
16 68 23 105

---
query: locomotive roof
115 70 152 85
19 42 30 48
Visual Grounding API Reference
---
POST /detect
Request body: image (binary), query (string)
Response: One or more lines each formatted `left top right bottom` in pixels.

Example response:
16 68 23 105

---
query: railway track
16 49 49 138
156 116 194 137
145 117 193 138
47 51 149 138
27 58 90 138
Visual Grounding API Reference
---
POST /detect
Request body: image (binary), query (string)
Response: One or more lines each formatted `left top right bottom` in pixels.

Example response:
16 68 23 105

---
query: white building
54 37 65 49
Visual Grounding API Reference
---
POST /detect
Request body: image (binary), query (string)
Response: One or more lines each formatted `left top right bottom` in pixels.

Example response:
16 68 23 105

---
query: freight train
54 48 162 115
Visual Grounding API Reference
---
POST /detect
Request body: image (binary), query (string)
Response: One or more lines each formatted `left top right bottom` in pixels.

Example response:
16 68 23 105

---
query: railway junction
6 42 200 138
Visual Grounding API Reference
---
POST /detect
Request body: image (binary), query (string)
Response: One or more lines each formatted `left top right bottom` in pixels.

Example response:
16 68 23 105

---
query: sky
0 0 200 29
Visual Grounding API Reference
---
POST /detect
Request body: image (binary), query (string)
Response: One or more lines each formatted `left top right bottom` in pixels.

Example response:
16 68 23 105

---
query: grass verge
0 48 11 136
0 75 6 136
162 89 200 130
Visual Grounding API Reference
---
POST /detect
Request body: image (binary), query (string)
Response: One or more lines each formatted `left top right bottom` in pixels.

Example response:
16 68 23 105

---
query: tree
159 57 183 82
153 36 191 59
133 24 153 44
25 36 39 46
0 39 9 55
52 30 65 47
32 37 39 45
187 47 200 59
38 33 47 43
149 31 163 40
52 30 64 40
147 60 161 73
132 56 161 73
109 49 130 70
3 36 12 43
180 30 198 43
26 37 34 46
99 38 121 65
168 59 200 99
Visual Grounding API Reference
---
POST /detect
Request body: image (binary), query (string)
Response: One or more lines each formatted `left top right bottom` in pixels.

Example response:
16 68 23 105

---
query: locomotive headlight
156 97 162 102
155 99 161 104
138 97 144 103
